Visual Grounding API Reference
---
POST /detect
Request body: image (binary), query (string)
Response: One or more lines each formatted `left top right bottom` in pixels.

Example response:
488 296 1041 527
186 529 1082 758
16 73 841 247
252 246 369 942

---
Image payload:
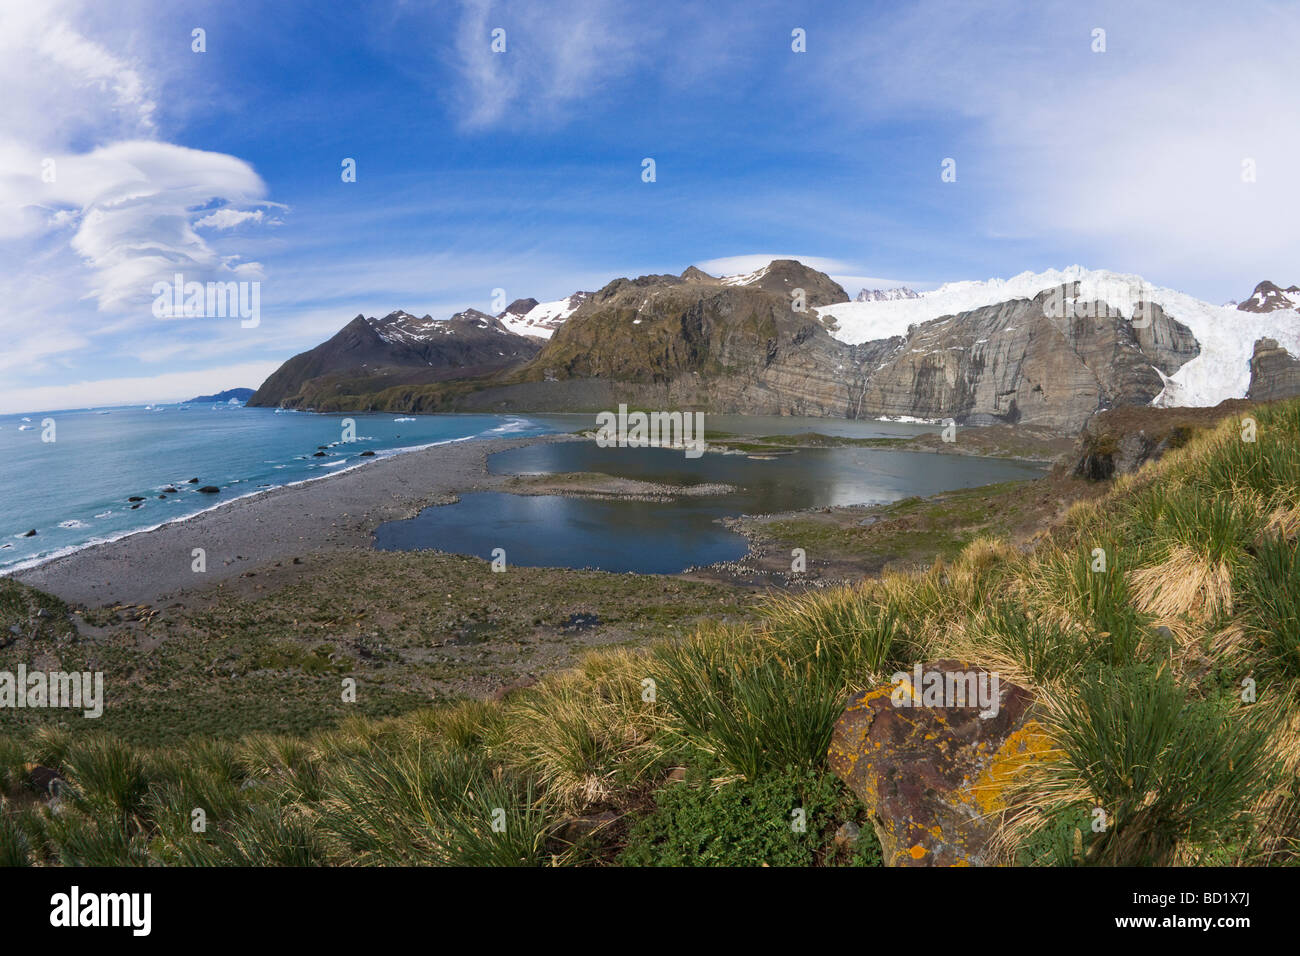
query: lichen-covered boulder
828 659 1053 866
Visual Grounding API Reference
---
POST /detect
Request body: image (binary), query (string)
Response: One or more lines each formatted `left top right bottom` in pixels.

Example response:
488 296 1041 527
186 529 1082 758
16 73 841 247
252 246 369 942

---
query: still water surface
374 441 1046 574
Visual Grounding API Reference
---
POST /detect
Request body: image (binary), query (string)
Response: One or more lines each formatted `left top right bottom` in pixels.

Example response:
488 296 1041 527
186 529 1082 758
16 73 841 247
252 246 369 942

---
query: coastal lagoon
373 442 1047 574
0 405 569 573
1 403 1042 578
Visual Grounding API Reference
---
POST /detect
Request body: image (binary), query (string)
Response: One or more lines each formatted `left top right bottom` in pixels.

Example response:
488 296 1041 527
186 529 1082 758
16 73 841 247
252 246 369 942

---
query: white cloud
2 140 272 311
195 208 267 230
447 0 648 130
0 1 283 409
35 18 157 134
819 0 1300 288
0 1 157 149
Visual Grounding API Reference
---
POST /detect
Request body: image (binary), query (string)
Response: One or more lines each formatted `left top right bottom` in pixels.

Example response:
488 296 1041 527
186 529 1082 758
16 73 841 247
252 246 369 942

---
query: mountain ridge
184 387 254 404
248 261 1300 430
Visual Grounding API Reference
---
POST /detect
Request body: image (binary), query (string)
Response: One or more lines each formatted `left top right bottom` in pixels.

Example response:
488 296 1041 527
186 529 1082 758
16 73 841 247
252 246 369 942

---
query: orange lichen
965 719 1055 815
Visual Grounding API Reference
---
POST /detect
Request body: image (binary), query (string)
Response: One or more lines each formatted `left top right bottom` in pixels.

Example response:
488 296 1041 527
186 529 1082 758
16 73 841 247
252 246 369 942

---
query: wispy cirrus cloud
443 0 652 130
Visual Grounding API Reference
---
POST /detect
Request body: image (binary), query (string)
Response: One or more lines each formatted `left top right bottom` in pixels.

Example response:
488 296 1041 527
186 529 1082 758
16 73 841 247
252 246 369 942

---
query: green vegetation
0 553 755 746
620 762 882 866
3 400 1300 866
757 479 1048 573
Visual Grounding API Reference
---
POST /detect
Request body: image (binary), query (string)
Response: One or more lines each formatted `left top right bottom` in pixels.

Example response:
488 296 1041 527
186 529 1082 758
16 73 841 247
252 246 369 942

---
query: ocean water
0 404 577 573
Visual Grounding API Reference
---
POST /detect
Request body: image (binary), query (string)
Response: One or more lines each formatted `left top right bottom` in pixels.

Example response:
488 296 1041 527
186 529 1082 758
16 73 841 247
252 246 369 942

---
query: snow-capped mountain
1238 280 1300 314
251 261 1300 423
365 309 513 346
855 287 919 302
815 266 1300 409
497 293 591 339
247 308 541 408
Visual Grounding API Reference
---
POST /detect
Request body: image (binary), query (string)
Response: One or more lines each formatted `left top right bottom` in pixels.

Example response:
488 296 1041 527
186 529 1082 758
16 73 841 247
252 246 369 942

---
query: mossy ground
1 551 755 746
3 400 1298 866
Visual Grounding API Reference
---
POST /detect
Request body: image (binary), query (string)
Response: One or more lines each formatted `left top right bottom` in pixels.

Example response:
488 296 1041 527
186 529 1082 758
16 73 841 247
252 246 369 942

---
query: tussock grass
1130 545 1234 624
1006 666 1281 866
5 398 1300 866
319 746 552 866
1239 534 1300 677
502 649 665 807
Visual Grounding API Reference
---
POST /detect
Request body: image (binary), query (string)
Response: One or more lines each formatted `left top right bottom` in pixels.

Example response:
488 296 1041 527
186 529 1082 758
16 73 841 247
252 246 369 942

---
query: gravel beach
13 433 582 608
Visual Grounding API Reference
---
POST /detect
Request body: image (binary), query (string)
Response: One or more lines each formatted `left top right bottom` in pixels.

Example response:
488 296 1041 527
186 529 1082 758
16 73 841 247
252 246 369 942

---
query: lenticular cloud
31 140 275 312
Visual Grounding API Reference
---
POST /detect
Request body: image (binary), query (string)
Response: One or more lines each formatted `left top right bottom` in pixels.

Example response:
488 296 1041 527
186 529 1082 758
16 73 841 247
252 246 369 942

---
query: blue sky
3 0 1299 412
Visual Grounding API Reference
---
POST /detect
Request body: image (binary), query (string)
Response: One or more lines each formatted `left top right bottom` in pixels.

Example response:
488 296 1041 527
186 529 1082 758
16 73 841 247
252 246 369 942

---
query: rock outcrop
1069 400 1256 480
1247 337 1300 401
446 273 1196 430
718 258 849 307
1238 281 1300 314
854 291 1199 432
512 266 867 416
828 661 1052 867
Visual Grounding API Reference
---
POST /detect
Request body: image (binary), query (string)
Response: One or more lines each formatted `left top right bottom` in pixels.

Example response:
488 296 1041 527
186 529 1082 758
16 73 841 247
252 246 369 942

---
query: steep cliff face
456 272 1196 429
247 261 1211 429
1248 338 1300 400
516 266 867 416
852 292 1198 431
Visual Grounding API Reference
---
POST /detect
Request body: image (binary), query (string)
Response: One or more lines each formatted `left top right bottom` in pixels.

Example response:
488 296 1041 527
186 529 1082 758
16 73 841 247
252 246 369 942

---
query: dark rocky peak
722 259 849 307
447 308 513 334
1238 280 1300 313
500 297 539 318
589 273 684 304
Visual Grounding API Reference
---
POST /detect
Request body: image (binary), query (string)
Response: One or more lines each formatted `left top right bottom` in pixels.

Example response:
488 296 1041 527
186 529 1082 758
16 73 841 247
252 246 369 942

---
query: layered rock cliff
249 261 1286 432
1248 337 1300 400
856 291 1199 431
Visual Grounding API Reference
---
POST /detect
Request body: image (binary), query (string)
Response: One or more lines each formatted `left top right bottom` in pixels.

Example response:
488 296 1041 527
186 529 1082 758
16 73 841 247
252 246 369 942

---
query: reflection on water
373 443 1046 574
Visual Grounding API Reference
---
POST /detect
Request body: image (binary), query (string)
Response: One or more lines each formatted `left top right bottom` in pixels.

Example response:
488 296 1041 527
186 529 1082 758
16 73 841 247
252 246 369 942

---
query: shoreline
12 432 584 608
11 421 1068 610
0 431 493 578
